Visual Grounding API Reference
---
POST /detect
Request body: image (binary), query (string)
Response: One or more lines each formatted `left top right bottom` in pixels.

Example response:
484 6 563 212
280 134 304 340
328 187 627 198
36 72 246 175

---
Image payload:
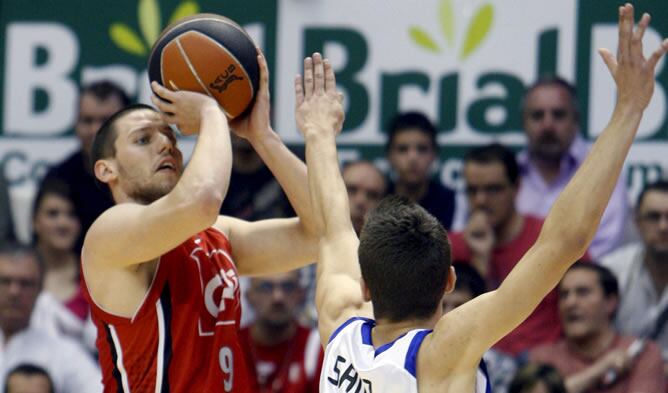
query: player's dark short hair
521 75 580 122
358 195 451 322
452 262 487 298
80 80 130 107
5 363 55 393
385 111 438 152
464 143 520 186
90 104 158 192
636 180 668 211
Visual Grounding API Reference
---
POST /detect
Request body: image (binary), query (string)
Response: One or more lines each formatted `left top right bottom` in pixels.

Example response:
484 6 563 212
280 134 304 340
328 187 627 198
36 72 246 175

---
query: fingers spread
598 48 618 74
151 81 175 102
647 38 668 71
631 13 650 61
617 3 633 62
313 52 325 93
303 56 314 98
151 94 175 114
295 75 305 106
324 59 337 94
258 53 270 95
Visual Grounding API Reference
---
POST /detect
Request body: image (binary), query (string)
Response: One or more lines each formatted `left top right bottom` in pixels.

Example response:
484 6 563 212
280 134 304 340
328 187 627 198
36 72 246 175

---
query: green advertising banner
1 0 668 241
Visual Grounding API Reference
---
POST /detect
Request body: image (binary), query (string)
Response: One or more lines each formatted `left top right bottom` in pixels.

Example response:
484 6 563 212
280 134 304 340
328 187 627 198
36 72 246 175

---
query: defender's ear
360 278 372 302
444 266 457 294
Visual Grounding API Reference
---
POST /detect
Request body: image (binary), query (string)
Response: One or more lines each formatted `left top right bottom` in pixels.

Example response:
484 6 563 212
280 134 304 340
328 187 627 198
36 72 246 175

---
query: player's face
343 163 386 234
0 256 41 334
441 288 472 314
558 269 615 341
523 85 578 162
33 193 81 253
6 373 53 393
636 191 668 255
247 272 304 328
112 110 184 204
463 161 517 228
388 129 435 187
76 93 125 158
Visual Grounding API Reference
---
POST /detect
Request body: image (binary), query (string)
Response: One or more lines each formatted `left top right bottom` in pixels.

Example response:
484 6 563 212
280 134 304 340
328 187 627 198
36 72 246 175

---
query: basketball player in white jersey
295 5 668 392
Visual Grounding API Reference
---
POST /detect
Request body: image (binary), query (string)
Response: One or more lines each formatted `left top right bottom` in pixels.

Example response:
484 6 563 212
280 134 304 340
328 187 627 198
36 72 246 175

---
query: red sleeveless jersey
82 228 254 392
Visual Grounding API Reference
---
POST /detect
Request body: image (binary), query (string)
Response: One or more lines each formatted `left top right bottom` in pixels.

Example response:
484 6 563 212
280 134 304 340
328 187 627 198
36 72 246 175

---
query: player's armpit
315 232 372 347
214 215 318 276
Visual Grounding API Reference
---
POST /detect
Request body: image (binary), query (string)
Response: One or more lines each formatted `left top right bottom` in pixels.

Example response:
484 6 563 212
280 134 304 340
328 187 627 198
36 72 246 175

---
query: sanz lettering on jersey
327 355 373 393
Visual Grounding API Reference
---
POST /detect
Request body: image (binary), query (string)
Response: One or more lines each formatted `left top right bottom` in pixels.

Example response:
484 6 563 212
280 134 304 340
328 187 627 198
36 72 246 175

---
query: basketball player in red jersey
81 52 321 392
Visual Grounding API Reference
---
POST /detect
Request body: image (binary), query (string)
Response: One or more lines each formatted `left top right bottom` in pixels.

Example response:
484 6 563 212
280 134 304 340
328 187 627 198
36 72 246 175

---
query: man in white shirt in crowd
601 180 668 374
0 244 101 392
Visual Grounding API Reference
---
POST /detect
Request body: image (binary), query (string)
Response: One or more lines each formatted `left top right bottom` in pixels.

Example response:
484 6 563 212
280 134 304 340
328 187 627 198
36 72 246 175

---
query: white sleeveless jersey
320 317 492 393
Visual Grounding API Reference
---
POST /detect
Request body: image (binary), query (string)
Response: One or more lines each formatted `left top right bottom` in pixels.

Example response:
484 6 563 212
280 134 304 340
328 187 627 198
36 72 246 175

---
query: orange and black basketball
147 14 259 119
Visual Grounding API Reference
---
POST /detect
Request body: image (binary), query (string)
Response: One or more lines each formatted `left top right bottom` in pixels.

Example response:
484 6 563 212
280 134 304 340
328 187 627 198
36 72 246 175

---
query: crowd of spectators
1 75 666 392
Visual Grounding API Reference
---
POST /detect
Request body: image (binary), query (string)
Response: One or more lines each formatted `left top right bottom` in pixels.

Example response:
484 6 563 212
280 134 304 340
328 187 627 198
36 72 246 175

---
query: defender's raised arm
296 53 372 345
430 3 668 365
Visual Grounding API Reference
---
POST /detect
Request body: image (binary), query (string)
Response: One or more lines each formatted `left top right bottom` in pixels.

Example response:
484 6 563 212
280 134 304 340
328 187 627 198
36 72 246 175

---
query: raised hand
229 49 271 141
598 3 668 111
150 82 221 135
294 53 345 137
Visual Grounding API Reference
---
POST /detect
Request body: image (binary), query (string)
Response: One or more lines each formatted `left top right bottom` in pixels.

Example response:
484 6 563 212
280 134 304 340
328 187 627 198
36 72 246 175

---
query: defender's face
343 163 386 234
33 193 80 253
463 161 517 229
636 191 668 255
523 85 578 162
388 129 435 187
111 110 184 204
558 269 614 341
246 272 304 328
76 93 125 158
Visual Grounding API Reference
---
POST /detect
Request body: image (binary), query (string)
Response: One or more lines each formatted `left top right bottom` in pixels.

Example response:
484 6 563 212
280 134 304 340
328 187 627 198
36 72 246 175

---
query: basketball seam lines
174 37 231 117
196 33 255 106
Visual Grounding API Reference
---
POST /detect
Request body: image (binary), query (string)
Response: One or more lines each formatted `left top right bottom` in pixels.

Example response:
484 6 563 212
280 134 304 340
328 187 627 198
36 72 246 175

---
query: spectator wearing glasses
448 143 563 355
239 271 322 392
516 77 629 258
601 180 668 375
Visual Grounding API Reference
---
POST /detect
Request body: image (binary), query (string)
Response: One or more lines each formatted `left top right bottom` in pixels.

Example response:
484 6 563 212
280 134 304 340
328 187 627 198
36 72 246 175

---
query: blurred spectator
239 271 322 392
601 180 668 369
442 263 517 393
508 363 567 393
386 111 456 229
529 263 665 393
4 364 54 393
517 76 628 258
41 81 129 250
0 243 101 392
220 134 293 220
30 180 89 342
342 160 387 235
449 143 561 355
0 166 15 248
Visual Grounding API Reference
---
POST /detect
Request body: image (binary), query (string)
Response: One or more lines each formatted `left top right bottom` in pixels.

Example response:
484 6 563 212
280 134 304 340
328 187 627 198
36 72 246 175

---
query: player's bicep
215 216 318 276
316 234 372 347
84 195 214 268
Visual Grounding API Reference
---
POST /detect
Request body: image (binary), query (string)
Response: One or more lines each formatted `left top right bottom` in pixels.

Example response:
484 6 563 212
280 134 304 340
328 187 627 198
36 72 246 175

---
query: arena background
1 0 667 241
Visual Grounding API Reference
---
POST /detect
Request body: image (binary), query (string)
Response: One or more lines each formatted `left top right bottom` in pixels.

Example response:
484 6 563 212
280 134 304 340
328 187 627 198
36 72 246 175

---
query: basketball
147 14 260 119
